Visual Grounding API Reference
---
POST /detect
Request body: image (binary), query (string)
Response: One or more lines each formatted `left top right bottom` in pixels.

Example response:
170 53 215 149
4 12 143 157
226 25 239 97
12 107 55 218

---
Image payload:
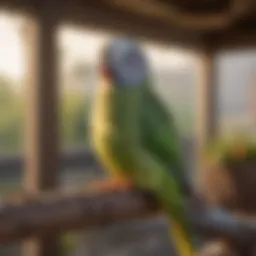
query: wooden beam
206 30 256 52
0 186 256 245
106 0 245 31
59 2 203 50
0 0 203 50
0 147 98 173
1 0 256 51
195 47 218 170
22 2 60 255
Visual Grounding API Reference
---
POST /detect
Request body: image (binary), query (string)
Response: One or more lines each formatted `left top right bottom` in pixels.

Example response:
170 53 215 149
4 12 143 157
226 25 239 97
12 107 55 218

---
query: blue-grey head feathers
102 37 148 87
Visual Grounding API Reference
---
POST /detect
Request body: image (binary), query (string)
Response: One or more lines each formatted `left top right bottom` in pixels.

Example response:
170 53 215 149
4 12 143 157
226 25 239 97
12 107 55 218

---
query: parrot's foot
89 177 133 192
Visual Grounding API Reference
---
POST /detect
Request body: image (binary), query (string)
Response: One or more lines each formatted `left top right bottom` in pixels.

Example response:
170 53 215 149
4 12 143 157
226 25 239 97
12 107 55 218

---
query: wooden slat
0 147 98 173
0 137 194 173
22 3 60 255
195 47 218 171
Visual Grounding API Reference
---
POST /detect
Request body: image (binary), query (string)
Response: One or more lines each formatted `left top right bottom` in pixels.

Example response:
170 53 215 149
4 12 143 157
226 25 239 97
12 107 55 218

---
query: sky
0 13 24 78
0 12 194 82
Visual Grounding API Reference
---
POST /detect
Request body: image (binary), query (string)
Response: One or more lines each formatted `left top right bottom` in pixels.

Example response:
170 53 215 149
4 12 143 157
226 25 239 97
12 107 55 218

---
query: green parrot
91 38 196 256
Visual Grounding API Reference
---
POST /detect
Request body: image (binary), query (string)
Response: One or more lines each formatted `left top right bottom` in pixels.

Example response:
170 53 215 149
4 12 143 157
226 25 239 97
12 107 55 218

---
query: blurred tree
60 90 89 148
0 75 91 153
0 76 24 154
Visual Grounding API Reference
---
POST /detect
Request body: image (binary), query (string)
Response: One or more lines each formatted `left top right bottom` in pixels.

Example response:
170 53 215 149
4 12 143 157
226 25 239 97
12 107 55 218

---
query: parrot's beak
100 61 114 86
99 45 111 79
99 63 113 89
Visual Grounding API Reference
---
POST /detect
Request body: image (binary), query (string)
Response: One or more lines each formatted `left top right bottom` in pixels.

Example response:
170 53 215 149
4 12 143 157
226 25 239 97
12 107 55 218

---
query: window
216 50 256 137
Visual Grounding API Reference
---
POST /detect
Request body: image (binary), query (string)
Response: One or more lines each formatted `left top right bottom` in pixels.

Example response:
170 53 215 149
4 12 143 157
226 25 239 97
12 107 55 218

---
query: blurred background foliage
0 76 24 154
0 75 90 154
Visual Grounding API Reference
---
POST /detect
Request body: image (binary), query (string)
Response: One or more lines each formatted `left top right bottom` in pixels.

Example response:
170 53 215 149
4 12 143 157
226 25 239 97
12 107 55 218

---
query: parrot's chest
91 85 141 177
94 133 133 178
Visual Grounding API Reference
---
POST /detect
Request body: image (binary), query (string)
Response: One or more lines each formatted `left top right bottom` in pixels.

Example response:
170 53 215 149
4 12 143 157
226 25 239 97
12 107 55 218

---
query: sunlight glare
0 13 24 79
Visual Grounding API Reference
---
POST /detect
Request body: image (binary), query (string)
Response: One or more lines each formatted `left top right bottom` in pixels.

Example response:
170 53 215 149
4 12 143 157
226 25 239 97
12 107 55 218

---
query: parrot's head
100 37 148 87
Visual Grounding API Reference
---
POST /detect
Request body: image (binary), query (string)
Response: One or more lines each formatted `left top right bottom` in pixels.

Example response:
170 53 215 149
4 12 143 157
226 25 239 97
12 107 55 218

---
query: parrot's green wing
141 86 191 195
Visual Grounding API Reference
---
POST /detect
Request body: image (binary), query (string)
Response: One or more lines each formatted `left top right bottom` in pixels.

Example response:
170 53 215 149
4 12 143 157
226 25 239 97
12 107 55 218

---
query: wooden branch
0 187 158 244
0 186 256 245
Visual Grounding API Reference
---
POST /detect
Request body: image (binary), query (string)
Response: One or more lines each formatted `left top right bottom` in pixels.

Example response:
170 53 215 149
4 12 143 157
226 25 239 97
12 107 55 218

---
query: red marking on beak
101 65 111 79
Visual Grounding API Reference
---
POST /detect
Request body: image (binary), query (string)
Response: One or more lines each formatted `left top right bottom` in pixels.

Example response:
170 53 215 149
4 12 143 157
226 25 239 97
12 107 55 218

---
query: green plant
205 133 256 165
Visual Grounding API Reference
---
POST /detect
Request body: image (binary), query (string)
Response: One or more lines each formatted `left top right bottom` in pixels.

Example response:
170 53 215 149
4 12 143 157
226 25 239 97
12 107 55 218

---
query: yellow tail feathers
169 221 195 256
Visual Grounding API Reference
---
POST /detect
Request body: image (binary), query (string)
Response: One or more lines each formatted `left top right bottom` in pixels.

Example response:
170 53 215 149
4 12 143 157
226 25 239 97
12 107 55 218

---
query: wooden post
22 4 60 256
195 47 218 169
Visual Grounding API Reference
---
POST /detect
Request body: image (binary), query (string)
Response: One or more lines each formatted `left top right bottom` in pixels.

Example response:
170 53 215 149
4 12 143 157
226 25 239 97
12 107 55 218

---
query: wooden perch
0 188 158 244
0 185 256 245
